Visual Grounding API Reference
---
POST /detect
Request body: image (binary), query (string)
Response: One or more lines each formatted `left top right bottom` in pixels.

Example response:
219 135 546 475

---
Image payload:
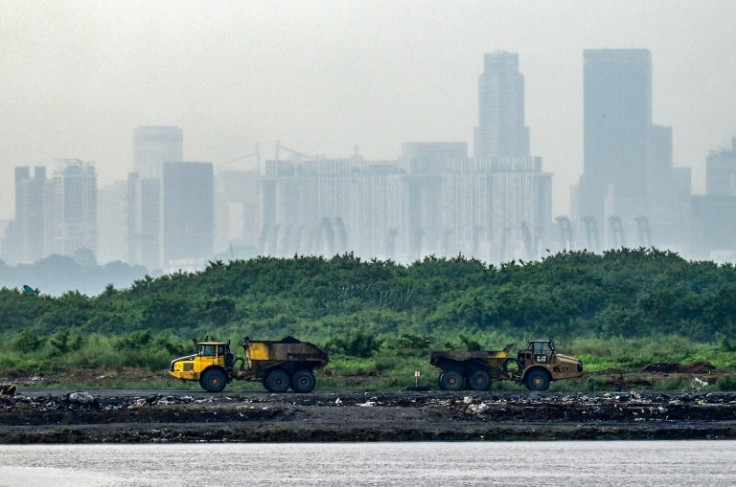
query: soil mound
682 360 717 374
642 361 717 374
642 363 682 373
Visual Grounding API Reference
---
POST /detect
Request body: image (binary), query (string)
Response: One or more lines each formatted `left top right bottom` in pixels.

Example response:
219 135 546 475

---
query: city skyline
3 42 736 268
1 2 735 222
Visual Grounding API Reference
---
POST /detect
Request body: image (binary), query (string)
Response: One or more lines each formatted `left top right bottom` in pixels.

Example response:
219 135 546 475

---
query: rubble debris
0 390 735 443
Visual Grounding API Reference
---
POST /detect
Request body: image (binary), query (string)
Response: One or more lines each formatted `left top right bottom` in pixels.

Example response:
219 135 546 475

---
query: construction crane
275 141 314 161
218 144 261 171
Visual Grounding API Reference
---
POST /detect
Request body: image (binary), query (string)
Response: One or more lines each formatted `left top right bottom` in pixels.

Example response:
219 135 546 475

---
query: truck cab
170 341 233 391
517 340 583 391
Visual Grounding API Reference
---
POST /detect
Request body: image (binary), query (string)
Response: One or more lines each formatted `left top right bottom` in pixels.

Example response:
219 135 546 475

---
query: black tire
438 370 464 391
291 370 316 393
264 369 290 393
525 369 551 391
200 368 227 393
468 370 491 391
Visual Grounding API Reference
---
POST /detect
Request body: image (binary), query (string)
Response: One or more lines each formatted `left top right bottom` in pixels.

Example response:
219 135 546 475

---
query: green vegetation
1 249 736 391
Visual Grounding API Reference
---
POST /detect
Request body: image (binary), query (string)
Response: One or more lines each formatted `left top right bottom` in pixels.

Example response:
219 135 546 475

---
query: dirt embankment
1 389 736 443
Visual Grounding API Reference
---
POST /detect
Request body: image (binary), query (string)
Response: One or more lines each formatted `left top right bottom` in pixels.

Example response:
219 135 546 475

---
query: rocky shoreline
2 390 736 443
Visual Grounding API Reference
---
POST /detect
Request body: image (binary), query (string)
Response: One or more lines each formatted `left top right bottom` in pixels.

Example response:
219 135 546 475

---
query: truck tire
201 368 227 393
525 369 550 391
438 370 464 391
264 369 290 393
468 370 491 391
291 370 316 393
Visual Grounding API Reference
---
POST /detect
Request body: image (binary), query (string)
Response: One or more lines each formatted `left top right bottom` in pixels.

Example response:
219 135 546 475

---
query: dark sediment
1 390 735 443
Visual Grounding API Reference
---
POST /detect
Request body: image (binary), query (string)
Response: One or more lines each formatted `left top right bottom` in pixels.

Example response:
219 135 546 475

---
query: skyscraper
577 49 652 237
128 126 183 270
473 51 530 159
43 160 97 258
0 166 46 264
575 49 688 251
162 162 214 269
471 52 550 261
134 126 183 180
692 137 736 260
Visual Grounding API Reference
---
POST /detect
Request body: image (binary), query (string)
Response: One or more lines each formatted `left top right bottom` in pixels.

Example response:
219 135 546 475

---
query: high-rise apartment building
43 160 97 258
214 170 261 255
162 162 214 270
127 174 161 270
97 181 128 264
1 167 46 264
706 137 736 196
474 51 530 159
260 158 352 256
128 126 183 270
471 52 550 260
692 137 736 260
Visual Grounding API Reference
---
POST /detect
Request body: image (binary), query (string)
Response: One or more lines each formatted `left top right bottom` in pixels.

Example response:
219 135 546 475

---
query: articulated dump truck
170 336 329 393
430 340 583 392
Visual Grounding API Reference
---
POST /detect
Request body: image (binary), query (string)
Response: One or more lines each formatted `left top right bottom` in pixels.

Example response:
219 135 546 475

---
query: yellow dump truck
170 336 329 393
430 340 583 391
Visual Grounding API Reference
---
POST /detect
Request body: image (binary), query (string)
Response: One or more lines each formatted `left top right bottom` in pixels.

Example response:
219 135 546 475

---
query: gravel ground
1 389 736 443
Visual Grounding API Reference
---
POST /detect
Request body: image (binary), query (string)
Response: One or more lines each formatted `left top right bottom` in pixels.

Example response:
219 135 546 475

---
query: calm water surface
0 441 734 486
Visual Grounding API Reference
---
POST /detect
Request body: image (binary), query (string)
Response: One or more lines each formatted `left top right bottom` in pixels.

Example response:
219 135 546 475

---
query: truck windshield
531 342 553 354
200 345 218 356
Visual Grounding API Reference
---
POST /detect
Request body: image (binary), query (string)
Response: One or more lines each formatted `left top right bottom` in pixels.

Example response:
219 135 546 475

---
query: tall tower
473 51 530 158
128 126 183 270
134 126 183 180
162 162 214 270
470 52 550 261
43 160 97 258
0 167 46 264
577 49 652 231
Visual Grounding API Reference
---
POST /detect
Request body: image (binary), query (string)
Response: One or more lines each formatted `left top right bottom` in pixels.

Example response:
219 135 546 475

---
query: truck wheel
291 370 316 393
468 370 491 391
201 368 227 393
438 370 464 391
264 369 290 393
525 369 550 391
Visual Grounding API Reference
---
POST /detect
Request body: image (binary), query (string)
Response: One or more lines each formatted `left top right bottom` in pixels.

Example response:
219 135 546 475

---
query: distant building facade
692 137 736 260
573 49 690 251
97 181 128 264
249 53 551 263
474 51 530 159
1 166 46 264
43 160 97 258
128 126 183 270
134 126 183 180
2 162 98 264
162 162 214 270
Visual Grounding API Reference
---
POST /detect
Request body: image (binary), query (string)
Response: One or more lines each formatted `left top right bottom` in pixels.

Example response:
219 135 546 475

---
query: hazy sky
2 1 735 220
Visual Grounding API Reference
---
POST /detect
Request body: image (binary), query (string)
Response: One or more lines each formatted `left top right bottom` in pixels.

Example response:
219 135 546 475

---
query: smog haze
1 1 735 218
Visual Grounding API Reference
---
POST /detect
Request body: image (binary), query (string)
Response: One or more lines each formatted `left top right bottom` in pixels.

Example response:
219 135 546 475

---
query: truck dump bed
429 344 513 366
243 337 329 367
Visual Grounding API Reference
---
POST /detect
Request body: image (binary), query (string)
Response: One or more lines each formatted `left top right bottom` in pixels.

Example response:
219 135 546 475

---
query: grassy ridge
2 249 736 391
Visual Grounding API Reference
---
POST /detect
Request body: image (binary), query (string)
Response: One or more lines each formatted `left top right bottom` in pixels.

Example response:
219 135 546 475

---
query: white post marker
414 370 421 387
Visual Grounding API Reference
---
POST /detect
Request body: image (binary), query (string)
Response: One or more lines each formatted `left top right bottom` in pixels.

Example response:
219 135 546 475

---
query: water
0 441 734 486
